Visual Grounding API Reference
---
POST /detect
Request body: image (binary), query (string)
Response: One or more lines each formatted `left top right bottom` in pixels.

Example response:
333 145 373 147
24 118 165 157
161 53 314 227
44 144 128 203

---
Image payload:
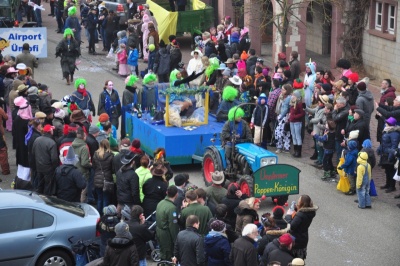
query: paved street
1 9 400 266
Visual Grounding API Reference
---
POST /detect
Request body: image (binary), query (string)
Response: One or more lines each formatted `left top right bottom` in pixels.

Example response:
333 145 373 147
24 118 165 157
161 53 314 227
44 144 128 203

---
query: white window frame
375 1 383 30
388 4 396 34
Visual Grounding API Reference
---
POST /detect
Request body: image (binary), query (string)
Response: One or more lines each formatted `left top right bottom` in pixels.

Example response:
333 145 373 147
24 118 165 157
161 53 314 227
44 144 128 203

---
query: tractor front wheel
239 175 254 197
202 149 223 187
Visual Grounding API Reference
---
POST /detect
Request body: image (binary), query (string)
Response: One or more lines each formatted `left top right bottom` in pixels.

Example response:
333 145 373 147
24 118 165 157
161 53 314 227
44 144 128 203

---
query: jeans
139 259 147 266
290 122 302 145
335 140 343 163
148 50 156 71
317 144 324 164
95 188 111 215
89 28 96 52
357 173 371 208
323 151 334 172
34 9 42 27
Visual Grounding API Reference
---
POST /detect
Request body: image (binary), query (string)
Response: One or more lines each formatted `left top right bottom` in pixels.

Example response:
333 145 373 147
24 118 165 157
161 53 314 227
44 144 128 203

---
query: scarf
103 90 121 117
130 146 143 154
78 88 88 97
348 115 354 122
17 104 33 120
24 125 34 145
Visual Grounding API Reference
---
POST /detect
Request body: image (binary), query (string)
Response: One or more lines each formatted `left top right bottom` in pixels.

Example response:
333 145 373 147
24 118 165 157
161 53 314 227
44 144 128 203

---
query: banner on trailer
0 27 47 58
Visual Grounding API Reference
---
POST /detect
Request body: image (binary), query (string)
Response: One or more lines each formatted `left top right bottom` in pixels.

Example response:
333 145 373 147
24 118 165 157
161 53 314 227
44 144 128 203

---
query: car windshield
39 195 85 217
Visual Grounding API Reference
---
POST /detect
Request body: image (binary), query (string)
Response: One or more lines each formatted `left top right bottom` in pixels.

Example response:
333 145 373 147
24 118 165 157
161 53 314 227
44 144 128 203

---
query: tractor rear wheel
202 149 223 187
239 175 254 197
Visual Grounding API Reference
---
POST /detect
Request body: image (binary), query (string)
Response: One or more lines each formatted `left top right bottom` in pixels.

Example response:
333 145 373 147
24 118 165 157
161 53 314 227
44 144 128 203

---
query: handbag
370 179 378 196
100 163 114 193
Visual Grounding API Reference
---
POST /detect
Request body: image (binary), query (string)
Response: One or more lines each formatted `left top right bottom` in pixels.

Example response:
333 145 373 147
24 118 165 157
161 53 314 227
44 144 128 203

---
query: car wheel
151 249 161 262
36 250 73 266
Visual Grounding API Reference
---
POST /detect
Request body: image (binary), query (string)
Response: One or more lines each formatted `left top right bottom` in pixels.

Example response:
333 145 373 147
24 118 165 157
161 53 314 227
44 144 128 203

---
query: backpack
157 51 171 75
59 141 73 165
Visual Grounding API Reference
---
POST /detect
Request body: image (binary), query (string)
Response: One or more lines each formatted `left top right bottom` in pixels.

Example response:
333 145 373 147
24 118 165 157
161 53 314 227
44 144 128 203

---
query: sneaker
275 149 282 153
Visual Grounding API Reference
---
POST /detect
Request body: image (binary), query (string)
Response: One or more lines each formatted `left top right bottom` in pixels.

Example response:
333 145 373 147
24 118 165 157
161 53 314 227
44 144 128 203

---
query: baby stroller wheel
151 249 161 262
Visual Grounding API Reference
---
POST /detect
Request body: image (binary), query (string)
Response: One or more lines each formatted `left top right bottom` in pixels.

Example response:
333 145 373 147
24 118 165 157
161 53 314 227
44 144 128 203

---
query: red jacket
380 87 396 104
288 102 305 123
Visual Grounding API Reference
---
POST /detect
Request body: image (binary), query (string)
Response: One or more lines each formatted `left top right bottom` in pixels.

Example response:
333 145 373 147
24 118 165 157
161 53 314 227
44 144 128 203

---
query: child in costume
355 152 372 209
117 43 130 76
337 140 359 195
216 86 240 122
251 93 268 146
304 61 316 107
69 78 96 115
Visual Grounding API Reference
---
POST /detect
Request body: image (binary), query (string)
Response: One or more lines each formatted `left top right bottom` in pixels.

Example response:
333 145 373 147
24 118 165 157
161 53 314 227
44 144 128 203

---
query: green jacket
180 202 213 236
135 166 152 202
156 198 179 259
72 138 91 179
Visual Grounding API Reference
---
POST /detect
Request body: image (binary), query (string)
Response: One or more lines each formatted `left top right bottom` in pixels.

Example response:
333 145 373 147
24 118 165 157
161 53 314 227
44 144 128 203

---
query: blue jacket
377 127 400 162
204 231 232 266
279 96 291 118
340 144 358 175
127 48 139 67
216 100 240 122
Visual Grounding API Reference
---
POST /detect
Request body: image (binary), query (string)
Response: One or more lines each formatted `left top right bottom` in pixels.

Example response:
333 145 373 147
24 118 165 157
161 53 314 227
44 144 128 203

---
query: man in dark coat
98 81 122 129
102 222 139 266
32 125 59 195
127 205 155 265
116 152 141 213
113 138 131 174
142 164 169 218
332 96 350 161
289 51 300 80
173 215 205 266
156 185 179 261
87 7 99 55
229 223 258 266
55 146 86 202
260 233 294 266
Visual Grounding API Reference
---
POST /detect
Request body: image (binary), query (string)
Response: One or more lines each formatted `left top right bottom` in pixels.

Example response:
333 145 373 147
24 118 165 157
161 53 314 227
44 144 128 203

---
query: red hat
348 72 359 83
99 113 110 123
138 5 144 11
43 125 55 133
131 139 141 149
278 52 286 60
278 233 293 246
293 78 304 89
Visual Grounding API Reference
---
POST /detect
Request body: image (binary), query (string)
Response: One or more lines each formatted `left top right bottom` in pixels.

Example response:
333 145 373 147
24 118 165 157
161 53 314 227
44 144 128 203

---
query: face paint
79 84 85 89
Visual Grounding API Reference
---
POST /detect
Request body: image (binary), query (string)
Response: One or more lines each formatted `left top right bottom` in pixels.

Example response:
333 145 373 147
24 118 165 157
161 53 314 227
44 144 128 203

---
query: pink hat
240 27 249 36
273 72 282 80
14 96 28 108
6 67 18 74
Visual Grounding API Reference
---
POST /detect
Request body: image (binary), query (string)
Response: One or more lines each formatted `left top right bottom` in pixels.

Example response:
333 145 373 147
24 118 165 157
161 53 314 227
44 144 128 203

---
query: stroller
121 206 161 262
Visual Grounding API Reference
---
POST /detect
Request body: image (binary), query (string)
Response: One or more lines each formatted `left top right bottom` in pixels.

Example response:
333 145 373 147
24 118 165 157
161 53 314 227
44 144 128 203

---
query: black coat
345 118 369 150
86 134 99 159
93 151 114 189
221 195 247 229
55 164 86 202
113 149 130 175
287 206 318 249
13 116 30 167
229 236 258 266
116 164 140 205
27 129 42 170
32 134 59 172
174 226 205 266
103 237 139 266
267 246 294 266
98 89 122 118
142 176 168 217
260 238 280 266
332 104 350 141
127 220 155 260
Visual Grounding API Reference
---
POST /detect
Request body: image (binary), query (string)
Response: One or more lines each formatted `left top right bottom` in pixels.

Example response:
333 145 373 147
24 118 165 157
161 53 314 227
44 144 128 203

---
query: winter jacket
142 176 168 217
102 237 139 266
380 87 397 104
238 33 251 54
16 50 38 77
355 90 374 126
278 95 291 118
135 166 152 202
205 185 227 207
216 100 240 122
307 105 325 134
361 147 376 169
32 134 59 173
112 149 130 176
169 47 182 71
55 164 86 202
127 48 139 67
180 203 213 236
376 104 400 122
356 156 371 189
174 226 205 266
251 104 268 127
221 120 253 144
27 129 42 170
332 103 350 141
52 117 64 141
98 89 122 119
257 228 282 256
156 198 180 255
70 90 96 115
204 231 231 266
287 205 318 249
72 138 92 179
154 47 170 75
86 12 98 31
377 126 400 163
345 118 369 150
203 39 216 57
230 236 258 266
346 84 358 106
267 246 294 266
259 238 280 266
339 143 358 175
234 200 259 233
116 164 140 205
97 214 119 256
314 131 335 151
221 195 248 229
289 58 300 80
288 102 305 123
127 220 155 260
246 56 257 78
86 134 99 159
93 151 114 189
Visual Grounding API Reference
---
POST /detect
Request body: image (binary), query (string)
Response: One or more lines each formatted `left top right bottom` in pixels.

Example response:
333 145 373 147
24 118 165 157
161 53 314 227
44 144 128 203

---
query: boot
297 145 302 157
70 74 74 83
292 145 298 157
310 150 318 160
66 76 70 85
321 171 330 180
330 170 337 178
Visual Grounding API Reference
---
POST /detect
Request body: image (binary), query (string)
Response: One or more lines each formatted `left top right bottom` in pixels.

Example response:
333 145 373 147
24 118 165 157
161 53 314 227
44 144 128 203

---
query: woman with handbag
274 84 292 153
93 139 115 215
377 117 400 193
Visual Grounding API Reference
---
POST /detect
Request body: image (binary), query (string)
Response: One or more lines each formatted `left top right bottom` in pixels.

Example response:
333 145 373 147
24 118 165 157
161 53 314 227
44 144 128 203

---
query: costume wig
63 28 74 38
222 86 238 101
125 75 139 87
228 106 244 121
74 78 87 89
143 73 157 85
